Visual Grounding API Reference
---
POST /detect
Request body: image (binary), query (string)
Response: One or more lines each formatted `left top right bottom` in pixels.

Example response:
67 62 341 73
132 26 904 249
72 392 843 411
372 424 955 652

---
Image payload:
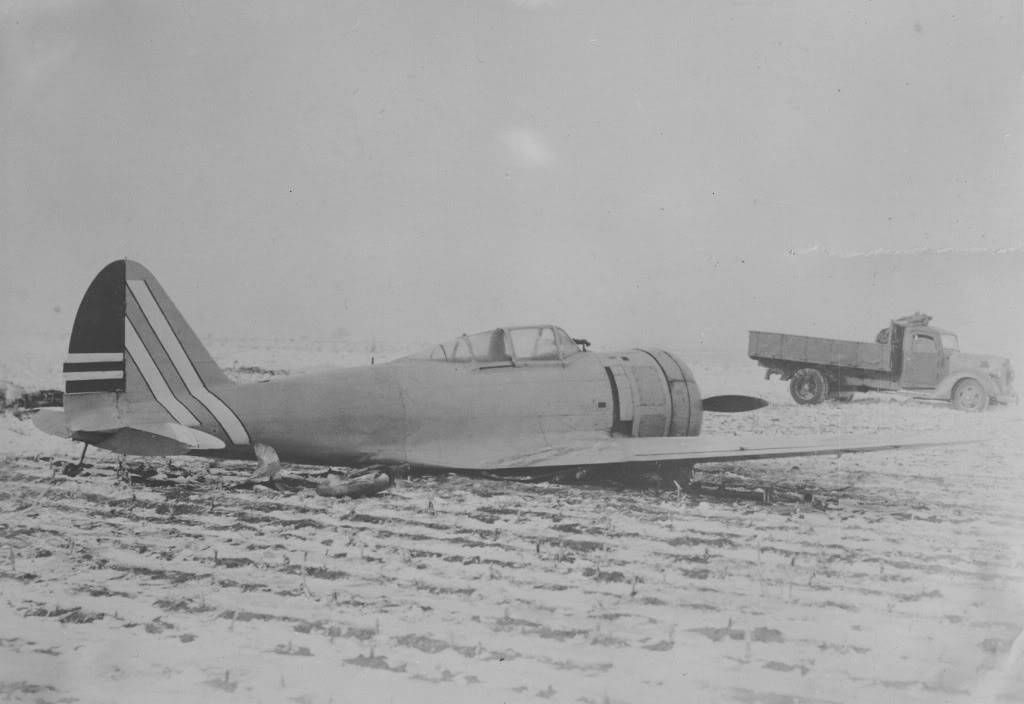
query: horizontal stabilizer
32 408 72 439
89 423 227 456
33 409 226 456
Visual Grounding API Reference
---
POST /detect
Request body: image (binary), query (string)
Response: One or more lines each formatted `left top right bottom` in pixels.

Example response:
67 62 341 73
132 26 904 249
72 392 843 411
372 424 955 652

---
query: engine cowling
596 348 703 437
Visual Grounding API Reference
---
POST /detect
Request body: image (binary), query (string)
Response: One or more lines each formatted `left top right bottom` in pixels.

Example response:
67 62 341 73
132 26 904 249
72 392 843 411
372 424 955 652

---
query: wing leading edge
405 432 978 472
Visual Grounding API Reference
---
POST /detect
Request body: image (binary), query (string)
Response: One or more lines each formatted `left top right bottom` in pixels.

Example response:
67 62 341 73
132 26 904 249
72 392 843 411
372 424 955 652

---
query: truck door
901 332 942 388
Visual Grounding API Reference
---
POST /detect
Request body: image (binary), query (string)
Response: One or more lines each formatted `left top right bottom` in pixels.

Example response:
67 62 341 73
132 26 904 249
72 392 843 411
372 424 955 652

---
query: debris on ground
1 383 63 418
316 469 393 499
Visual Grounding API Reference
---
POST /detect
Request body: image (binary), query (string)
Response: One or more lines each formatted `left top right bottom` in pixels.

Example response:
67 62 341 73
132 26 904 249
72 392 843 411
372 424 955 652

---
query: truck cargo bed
748 331 892 373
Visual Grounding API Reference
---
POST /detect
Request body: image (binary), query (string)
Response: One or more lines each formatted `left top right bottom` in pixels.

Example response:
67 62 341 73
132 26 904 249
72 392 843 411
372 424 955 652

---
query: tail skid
38 260 252 455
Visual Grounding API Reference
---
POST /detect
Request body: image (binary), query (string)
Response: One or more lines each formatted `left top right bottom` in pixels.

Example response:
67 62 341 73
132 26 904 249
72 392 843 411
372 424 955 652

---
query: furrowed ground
1 348 1022 703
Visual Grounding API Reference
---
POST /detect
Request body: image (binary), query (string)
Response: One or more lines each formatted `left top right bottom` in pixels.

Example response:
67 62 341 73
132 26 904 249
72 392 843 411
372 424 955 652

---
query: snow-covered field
1 338 1022 703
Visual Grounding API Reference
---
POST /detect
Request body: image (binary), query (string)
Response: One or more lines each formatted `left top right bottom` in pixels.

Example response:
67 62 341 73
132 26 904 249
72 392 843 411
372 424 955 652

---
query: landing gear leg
63 443 88 477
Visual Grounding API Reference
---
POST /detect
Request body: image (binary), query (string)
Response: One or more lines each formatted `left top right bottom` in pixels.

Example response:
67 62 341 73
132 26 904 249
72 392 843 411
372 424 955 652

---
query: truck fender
934 371 998 400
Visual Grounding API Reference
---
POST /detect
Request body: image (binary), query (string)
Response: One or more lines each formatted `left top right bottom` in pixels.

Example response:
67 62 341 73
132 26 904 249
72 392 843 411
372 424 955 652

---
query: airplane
32 260 973 486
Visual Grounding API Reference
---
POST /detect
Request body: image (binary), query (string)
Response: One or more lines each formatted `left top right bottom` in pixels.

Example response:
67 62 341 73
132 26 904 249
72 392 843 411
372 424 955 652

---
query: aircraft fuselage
217 348 703 468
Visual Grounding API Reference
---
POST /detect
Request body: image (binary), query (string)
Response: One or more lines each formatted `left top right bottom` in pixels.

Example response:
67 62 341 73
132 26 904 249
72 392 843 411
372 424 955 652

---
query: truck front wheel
790 368 829 405
951 378 989 412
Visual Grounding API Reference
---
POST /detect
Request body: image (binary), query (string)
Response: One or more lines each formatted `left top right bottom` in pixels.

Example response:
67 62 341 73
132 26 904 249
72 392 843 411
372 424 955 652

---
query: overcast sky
2 1 1022 361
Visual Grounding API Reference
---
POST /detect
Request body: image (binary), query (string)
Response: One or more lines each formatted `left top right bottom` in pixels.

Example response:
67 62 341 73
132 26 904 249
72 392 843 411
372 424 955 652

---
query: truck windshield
941 334 959 351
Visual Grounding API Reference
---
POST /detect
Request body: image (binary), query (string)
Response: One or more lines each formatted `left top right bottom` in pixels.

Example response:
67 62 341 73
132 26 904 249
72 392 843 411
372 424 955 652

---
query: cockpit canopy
414 326 582 364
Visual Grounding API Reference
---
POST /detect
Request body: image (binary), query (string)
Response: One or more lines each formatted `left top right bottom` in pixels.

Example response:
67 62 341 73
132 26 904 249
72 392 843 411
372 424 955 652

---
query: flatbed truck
749 313 1016 411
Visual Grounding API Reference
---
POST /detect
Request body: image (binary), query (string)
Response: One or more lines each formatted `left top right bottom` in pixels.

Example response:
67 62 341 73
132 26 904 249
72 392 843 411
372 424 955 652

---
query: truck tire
950 378 989 412
790 368 829 405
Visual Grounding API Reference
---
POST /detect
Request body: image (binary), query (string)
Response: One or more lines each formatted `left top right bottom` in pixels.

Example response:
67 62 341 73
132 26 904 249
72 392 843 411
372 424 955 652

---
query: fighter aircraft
33 260 970 484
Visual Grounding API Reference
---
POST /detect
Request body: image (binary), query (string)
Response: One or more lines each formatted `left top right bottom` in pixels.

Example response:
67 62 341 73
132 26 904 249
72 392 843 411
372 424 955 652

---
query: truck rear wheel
790 368 829 405
951 378 989 412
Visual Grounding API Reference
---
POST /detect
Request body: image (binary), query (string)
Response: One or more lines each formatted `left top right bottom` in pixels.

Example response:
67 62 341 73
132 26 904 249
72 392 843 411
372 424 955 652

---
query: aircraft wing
404 432 977 472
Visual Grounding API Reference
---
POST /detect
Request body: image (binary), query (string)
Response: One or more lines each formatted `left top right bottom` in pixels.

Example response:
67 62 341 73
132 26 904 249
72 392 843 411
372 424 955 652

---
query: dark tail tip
65 260 126 394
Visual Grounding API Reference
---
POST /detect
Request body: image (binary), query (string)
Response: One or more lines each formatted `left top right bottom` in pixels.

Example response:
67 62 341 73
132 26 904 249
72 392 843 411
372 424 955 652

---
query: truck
749 313 1016 411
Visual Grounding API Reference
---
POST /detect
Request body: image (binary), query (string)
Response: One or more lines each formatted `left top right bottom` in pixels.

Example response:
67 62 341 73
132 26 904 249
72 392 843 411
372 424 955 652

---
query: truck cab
881 316 1015 408
898 325 956 389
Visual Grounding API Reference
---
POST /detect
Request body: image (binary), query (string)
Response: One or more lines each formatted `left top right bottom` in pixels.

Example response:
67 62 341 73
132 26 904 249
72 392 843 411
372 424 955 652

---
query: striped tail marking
124 318 201 428
63 352 125 384
126 279 250 446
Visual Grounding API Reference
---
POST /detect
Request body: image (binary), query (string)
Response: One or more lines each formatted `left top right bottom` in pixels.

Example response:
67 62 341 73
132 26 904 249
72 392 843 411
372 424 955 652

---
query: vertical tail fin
64 260 127 394
62 260 250 447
